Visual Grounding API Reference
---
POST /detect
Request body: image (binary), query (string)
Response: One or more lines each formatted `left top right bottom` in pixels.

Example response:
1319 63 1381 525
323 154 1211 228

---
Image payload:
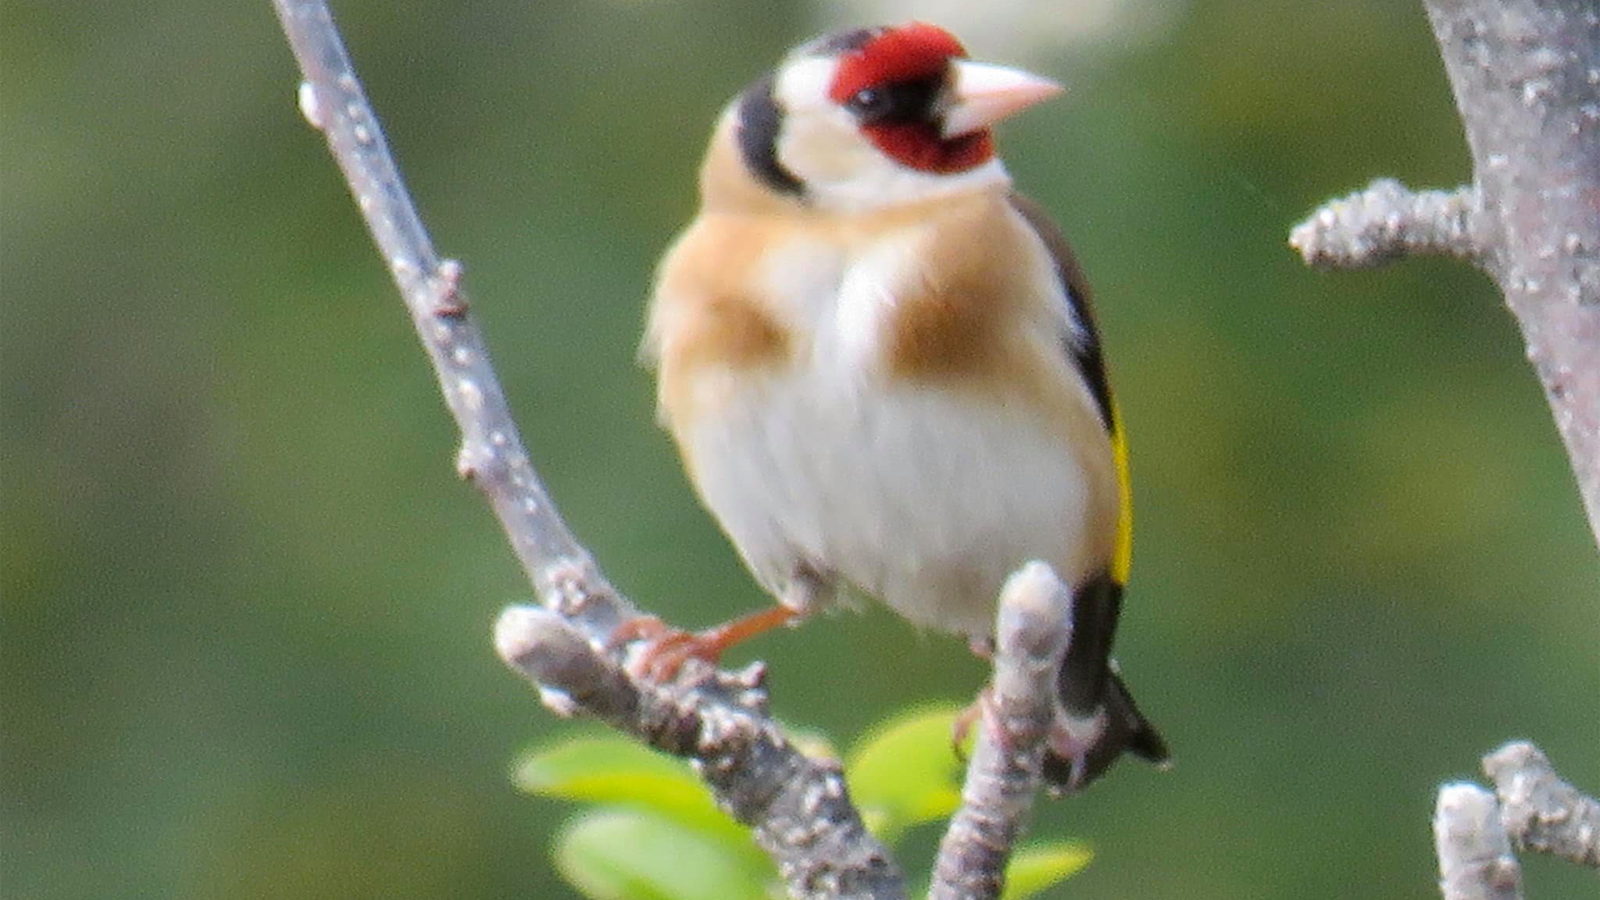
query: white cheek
772 56 878 190
783 117 887 188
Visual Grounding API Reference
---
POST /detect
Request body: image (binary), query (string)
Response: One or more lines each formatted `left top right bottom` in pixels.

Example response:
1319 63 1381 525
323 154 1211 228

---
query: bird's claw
950 687 996 763
609 605 798 681
608 616 723 681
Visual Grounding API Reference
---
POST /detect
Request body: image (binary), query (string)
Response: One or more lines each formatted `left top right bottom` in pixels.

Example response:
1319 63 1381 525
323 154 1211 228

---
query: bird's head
708 23 1063 214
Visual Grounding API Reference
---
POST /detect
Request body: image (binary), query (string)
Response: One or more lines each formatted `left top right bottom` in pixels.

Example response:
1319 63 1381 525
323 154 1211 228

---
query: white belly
683 368 1095 640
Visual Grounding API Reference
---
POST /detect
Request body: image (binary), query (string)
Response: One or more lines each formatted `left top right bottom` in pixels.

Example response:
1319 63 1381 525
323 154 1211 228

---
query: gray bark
1292 0 1600 552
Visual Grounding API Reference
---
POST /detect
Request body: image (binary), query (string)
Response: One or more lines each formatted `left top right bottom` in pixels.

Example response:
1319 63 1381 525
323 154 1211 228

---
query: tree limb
494 605 904 900
929 563 1073 900
1290 0 1600 552
270 3 1068 898
272 0 611 614
270 3 900 897
1435 784 1524 900
1432 742 1598 899
1291 4 1599 893
1289 180 1480 268
1483 741 1600 869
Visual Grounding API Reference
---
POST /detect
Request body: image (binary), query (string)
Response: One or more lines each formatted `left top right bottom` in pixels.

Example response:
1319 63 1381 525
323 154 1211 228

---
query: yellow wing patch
1109 401 1133 585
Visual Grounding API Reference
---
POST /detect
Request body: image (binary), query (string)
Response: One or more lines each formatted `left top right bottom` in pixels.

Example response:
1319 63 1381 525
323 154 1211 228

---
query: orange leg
613 605 801 681
949 637 999 757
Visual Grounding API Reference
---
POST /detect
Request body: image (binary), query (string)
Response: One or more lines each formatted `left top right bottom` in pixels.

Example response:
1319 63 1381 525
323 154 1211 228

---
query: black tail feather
1041 572 1168 791
1106 668 1169 763
1041 667 1168 790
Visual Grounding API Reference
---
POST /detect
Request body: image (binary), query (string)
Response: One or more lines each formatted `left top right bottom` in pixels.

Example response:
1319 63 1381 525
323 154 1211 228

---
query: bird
636 22 1168 792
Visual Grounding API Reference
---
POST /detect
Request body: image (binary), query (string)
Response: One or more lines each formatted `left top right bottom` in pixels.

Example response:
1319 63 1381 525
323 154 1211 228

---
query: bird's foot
641 626 719 680
607 616 715 681
609 605 800 682
949 687 995 762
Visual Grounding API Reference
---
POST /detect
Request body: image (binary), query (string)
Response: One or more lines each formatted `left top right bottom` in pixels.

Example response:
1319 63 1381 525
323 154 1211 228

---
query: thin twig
269 3 909 898
1292 1 1600 891
930 563 1073 900
1289 0 1600 552
1436 784 1524 900
1483 741 1600 869
272 0 609 614
1288 179 1480 268
1432 742 1599 899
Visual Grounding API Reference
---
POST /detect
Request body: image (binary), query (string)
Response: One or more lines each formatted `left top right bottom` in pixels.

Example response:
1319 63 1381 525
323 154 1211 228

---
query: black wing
1007 192 1115 432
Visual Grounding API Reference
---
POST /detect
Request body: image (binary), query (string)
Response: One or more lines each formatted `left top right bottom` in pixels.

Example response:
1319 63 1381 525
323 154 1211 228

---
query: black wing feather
1006 192 1116 432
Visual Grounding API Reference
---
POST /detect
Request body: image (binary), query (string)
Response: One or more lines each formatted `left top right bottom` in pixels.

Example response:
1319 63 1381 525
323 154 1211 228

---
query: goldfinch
639 23 1168 791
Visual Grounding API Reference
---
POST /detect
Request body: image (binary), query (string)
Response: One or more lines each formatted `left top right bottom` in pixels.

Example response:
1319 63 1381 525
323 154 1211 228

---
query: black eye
843 78 942 125
847 87 887 115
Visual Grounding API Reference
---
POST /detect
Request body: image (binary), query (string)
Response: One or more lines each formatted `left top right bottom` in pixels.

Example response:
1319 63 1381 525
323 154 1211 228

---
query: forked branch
1290 0 1600 552
269 3 1073 898
1434 743 1599 900
1482 742 1600 869
1291 2 1598 895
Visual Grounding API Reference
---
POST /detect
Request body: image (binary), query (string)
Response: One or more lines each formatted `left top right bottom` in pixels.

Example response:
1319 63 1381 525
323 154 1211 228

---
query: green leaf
555 808 775 900
999 842 1094 900
843 703 967 842
513 736 745 842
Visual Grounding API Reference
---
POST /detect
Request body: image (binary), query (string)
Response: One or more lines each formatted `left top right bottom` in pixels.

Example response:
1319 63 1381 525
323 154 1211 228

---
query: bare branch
1432 742 1598 899
930 563 1072 900
1291 0 1600 552
270 0 612 612
1289 179 1480 268
270 4 907 898
1483 741 1600 869
495 607 905 900
1296 4 1600 891
1436 784 1524 900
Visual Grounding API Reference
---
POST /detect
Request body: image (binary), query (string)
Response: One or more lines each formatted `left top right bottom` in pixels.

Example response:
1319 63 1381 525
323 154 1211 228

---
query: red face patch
863 124 994 174
825 23 994 174
826 23 967 105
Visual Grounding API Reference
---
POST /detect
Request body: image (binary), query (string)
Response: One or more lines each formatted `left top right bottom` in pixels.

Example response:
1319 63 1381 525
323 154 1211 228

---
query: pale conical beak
941 61 1065 139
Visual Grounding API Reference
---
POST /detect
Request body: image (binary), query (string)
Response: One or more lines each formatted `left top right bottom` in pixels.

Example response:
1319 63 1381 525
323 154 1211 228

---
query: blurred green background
4 1 1596 898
